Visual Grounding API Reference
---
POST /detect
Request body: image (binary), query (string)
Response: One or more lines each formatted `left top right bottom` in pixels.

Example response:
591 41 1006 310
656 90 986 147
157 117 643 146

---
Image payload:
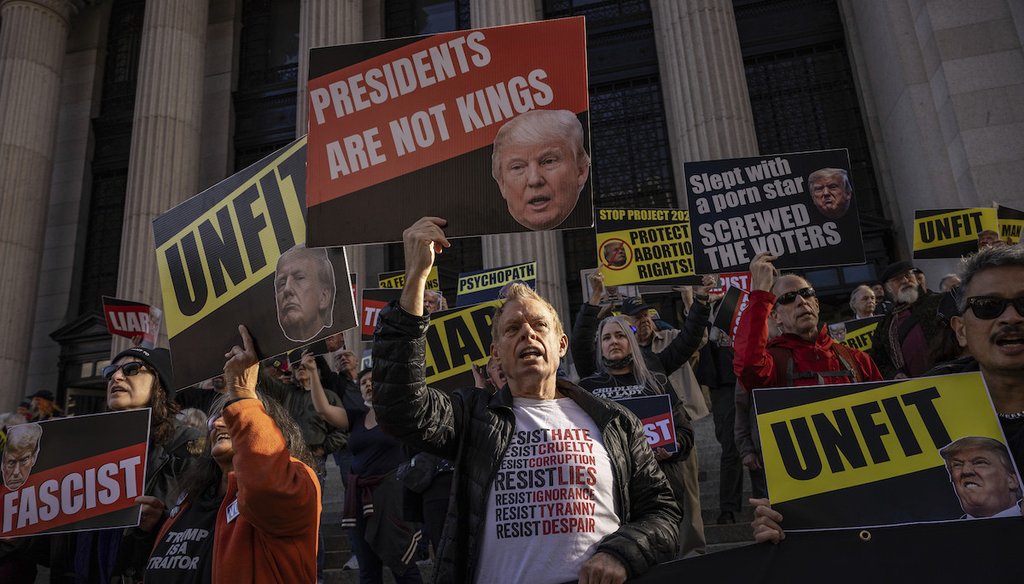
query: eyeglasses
102 362 150 380
775 287 816 306
965 296 1024 320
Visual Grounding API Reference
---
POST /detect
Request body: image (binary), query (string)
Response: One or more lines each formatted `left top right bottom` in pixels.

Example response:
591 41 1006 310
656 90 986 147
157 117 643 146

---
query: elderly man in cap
869 260 950 379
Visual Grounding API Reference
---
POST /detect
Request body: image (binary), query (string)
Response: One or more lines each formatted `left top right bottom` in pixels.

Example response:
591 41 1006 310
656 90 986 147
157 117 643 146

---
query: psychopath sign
305 17 592 245
378 267 440 291
686 150 864 272
595 208 699 286
152 138 358 388
913 208 999 259
754 373 1020 530
616 395 677 453
102 297 162 347
2 410 150 538
456 261 536 307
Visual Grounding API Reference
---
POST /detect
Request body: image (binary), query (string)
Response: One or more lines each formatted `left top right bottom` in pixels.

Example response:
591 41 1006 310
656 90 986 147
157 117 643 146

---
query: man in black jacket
373 217 681 584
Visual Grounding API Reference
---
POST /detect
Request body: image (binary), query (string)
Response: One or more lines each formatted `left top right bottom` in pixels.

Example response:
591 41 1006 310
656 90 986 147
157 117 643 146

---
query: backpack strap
831 343 862 383
768 344 857 386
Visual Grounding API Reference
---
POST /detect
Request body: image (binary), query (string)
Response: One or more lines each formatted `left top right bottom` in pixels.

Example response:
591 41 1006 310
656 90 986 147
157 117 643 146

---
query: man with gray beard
868 261 950 379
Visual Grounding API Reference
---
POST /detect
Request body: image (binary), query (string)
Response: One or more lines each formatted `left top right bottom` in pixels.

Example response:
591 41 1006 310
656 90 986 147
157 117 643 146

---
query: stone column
113 0 208 352
473 0 570 325
296 0 365 352
0 0 75 406
652 0 759 205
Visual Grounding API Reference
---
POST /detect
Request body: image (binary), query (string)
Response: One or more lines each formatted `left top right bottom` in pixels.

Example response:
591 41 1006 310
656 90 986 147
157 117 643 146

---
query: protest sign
711 286 750 340
1 410 149 538
456 261 536 307
754 373 1019 530
616 395 677 453
828 315 884 352
997 205 1024 245
153 138 358 388
580 268 639 305
706 272 751 296
378 266 440 290
102 297 162 347
595 208 699 286
912 208 998 259
686 150 864 272
305 17 592 245
361 288 402 341
417 300 502 391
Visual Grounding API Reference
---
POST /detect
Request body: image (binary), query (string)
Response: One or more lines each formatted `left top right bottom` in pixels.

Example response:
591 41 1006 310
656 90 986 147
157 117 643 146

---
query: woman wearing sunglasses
48 346 201 583
145 325 320 583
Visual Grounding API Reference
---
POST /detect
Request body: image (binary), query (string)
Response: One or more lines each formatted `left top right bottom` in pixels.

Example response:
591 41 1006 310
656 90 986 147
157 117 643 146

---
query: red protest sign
617 395 677 453
707 272 751 296
1 410 150 538
102 296 162 345
306 17 591 245
360 288 402 341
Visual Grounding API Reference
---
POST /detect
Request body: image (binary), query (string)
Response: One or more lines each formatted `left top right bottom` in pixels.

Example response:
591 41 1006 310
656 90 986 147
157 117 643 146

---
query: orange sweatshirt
151 398 321 583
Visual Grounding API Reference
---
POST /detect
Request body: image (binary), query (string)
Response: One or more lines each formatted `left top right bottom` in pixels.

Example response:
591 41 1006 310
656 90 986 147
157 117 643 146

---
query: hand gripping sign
305 17 592 245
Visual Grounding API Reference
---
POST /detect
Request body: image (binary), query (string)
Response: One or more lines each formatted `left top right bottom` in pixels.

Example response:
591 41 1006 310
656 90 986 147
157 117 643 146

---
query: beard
894 286 919 306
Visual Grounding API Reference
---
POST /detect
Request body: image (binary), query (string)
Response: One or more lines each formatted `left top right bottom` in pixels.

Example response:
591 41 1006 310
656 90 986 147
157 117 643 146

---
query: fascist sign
616 395 677 453
754 373 1020 530
998 205 1024 245
686 150 864 272
1 410 149 538
361 288 403 341
706 272 751 296
829 316 884 352
153 138 358 388
424 300 502 391
378 266 440 291
456 262 536 307
595 208 699 286
102 297 162 347
306 17 592 245
912 208 998 259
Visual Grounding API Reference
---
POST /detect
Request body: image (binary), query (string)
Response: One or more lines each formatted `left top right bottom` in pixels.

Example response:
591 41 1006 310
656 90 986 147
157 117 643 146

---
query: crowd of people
2 220 1021 584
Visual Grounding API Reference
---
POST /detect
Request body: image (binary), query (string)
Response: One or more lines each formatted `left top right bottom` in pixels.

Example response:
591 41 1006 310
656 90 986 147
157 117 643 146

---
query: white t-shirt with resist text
475 397 620 584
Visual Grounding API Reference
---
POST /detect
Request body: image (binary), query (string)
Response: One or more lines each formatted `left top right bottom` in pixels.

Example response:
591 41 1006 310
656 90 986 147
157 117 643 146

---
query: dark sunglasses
775 287 816 306
965 296 1024 320
102 361 149 380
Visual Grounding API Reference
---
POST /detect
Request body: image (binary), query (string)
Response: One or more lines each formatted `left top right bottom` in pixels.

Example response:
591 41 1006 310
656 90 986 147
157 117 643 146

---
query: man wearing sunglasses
733 252 882 391
868 260 949 379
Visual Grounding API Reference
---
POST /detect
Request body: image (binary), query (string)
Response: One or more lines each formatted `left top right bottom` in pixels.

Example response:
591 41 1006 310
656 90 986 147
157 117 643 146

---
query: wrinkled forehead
772 275 810 296
963 265 1024 299
498 297 557 326
3 446 35 459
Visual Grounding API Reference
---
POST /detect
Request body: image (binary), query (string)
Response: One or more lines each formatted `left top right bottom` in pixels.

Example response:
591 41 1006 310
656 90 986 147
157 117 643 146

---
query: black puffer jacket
372 303 682 583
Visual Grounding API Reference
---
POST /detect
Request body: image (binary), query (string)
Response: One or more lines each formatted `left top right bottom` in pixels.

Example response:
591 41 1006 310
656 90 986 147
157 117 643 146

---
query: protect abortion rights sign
456 261 536 306
2 410 149 538
595 208 700 286
152 138 357 388
305 17 592 245
102 296 162 347
912 208 998 259
686 150 864 272
754 373 1021 531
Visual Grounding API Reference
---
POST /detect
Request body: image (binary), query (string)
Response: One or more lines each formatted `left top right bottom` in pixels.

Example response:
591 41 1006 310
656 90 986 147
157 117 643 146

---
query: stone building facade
1 0 1021 411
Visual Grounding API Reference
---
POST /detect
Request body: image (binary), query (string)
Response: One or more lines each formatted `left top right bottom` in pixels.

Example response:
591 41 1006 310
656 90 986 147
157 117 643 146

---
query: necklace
998 411 1024 420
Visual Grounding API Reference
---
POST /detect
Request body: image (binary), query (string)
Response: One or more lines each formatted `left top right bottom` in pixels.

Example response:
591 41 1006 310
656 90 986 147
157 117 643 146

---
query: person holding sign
372 217 680 584
145 326 321 583
733 252 883 391
939 437 1022 519
491 109 591 231
275 245 337 343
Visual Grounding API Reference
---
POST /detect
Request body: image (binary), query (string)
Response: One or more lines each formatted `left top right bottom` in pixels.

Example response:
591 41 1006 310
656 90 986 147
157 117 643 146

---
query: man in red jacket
733 252 882 390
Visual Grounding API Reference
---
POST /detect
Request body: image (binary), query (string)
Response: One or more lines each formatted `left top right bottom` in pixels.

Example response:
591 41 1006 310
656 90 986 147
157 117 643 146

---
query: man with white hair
868 261 948 379
848 284 876 319
491 109 590 231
